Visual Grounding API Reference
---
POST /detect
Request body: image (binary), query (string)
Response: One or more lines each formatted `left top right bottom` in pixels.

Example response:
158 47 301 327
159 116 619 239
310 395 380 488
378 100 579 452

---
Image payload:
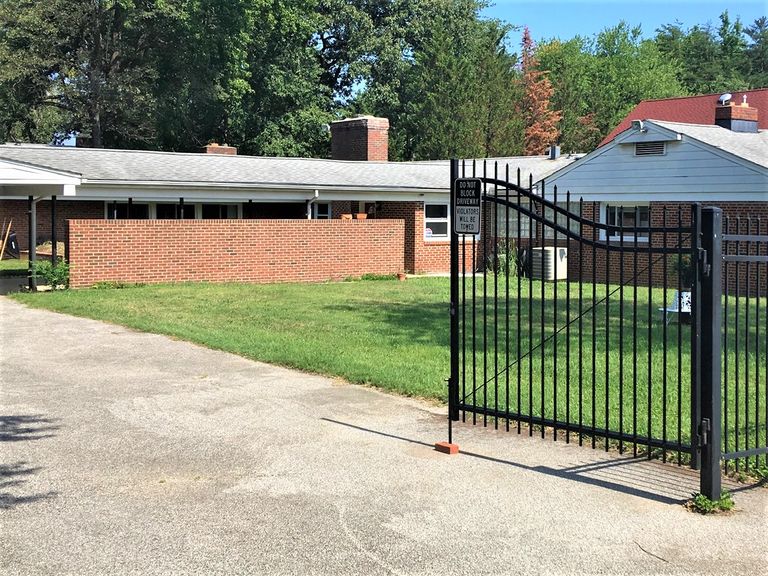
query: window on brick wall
494 201 531 238
601 204 650 241
424 203 449 240
312 202 331 219
543 202 582 239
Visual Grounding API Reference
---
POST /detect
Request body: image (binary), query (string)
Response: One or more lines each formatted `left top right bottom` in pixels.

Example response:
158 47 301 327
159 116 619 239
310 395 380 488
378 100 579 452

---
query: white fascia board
75 182 449 203
0 158 81 186
0 183 76 197
563 191 768 203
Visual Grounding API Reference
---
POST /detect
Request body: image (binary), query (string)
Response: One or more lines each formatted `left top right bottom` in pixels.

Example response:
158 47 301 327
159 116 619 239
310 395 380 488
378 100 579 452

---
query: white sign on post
454 178 482 235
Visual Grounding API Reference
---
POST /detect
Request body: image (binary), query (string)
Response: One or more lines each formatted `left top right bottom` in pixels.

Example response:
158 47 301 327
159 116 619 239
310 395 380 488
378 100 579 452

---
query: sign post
454 178 482 235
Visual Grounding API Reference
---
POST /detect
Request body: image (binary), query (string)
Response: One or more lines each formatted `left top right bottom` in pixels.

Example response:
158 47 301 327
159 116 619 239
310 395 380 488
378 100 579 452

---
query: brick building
0 116 576 286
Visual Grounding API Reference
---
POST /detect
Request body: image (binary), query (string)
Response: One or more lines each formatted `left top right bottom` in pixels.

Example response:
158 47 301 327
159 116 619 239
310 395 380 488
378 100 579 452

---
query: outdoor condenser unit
530 247 568 281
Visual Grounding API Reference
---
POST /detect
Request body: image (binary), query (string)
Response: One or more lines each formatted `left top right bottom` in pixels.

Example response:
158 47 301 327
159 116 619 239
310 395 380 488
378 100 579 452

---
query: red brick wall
482 200 767 295
376 201 478 274
67 219 406 288
563 201 768 295
0 199 103 251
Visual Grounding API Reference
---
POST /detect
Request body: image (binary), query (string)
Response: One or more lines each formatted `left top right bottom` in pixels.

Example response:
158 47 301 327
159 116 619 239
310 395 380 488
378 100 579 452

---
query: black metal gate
447 159 767 499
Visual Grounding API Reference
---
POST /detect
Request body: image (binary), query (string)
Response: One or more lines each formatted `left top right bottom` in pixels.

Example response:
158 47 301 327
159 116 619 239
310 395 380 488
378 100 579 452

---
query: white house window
312 202 331 219
602 204 650 241
424 203 449 240
495 200 531 238
635 141 665 156
544 202 582 239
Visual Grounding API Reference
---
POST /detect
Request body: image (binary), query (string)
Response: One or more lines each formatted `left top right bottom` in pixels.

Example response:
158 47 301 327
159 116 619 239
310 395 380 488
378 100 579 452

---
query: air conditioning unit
530 247 568 280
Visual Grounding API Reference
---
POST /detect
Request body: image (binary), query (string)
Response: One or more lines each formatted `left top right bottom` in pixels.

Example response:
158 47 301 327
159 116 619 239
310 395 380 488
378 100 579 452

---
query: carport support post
51 194 57 263
27 195 37 291
699 207 722 500
449 159 460 427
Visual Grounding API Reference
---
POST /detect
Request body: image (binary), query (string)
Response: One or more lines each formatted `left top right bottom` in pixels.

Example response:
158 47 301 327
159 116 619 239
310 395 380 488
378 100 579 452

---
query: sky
481 0 767 43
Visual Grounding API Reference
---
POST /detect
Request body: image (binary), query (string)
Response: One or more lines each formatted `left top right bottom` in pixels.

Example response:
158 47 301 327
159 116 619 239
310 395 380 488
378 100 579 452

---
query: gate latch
697 418 711 447
698 249 711 278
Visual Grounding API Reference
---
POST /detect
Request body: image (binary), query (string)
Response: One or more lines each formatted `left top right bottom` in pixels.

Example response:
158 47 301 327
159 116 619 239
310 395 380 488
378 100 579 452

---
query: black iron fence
448 159 768 499
721 216 768 476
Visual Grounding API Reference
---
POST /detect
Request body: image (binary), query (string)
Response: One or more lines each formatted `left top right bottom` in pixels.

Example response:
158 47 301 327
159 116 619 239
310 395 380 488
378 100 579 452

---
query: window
543 202 582 239
603 204 650 241
495 201 531 238
635 142 665 156
312 202 331 219
424 203 449 240
202 204 238 219
106 202 149 219
156 203 195 219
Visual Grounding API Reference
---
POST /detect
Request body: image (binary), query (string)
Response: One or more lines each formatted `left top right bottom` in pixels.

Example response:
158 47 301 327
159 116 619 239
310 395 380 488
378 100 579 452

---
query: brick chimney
330 116 389 161
715 98 759 133
202 143 237 155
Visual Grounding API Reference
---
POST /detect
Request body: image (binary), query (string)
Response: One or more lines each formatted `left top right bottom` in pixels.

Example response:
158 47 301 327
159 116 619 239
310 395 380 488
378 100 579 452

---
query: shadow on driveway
0 415 59 509
321 417 762 506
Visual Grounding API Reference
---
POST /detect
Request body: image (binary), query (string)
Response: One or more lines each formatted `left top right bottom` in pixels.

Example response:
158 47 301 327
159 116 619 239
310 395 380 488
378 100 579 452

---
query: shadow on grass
321 417 762 505
0 415 60 509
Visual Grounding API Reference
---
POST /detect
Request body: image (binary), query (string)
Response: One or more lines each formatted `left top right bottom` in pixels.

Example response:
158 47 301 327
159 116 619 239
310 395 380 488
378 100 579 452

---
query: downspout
306 189 320 219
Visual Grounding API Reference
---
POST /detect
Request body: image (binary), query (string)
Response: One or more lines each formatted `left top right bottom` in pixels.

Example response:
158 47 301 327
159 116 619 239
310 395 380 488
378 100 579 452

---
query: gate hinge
697 418 711 448
698 249 711 278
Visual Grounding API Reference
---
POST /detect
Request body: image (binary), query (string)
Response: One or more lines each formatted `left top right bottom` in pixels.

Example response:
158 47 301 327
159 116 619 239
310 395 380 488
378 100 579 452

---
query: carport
0 155 81 290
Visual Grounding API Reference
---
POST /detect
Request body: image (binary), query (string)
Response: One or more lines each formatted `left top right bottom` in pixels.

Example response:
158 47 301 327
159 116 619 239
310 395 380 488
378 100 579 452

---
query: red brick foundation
67 219 406 288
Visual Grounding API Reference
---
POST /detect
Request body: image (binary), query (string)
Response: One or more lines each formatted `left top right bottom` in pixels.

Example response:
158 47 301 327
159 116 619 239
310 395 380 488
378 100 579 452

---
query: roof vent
635 141 665 156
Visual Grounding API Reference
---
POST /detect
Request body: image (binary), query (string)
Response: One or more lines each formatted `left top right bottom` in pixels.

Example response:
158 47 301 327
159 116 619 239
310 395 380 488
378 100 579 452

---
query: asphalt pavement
1 297 766 575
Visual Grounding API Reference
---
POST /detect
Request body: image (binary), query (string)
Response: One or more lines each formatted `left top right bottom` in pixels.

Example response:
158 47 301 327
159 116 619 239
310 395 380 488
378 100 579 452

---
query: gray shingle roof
0 144 581 191
651 120 768 169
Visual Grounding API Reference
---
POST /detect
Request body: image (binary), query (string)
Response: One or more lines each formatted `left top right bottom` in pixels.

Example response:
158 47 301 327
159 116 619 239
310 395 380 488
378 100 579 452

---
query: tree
536 38 600 152
745 16 768 87
0 0 173 148
655 11 753 93
519 27 561 155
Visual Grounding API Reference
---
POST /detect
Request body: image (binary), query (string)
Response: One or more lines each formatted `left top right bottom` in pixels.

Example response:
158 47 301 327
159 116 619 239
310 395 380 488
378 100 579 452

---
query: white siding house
543 120 767 204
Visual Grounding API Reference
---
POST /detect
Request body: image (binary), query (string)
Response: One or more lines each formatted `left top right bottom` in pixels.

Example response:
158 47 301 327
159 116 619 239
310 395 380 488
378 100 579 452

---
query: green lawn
9 276 767 464
0 258 27 276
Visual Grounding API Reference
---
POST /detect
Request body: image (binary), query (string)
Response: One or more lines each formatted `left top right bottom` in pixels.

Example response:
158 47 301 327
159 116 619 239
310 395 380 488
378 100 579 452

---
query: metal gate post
690 204 701 470
449 159 460 422
699 207 722 500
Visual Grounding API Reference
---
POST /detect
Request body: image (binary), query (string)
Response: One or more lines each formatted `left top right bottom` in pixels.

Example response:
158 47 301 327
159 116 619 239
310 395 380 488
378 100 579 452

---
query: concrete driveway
1 297 766 575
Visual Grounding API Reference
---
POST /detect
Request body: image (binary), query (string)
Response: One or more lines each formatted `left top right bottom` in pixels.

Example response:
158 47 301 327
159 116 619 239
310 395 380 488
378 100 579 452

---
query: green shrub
33 259 69 289
673 254 695 289
486 239 519 277
686 491 734 514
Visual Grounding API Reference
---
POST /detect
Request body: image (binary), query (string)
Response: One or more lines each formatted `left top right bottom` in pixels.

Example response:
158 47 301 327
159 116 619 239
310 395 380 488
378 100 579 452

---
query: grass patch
0 258 27 276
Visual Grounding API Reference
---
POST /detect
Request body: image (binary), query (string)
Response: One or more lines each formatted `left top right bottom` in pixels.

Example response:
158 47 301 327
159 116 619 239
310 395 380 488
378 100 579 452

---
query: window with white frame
602 204 650 241
543 201 582 239
494 200 532 238
312 202 331 219
424 203 449 240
